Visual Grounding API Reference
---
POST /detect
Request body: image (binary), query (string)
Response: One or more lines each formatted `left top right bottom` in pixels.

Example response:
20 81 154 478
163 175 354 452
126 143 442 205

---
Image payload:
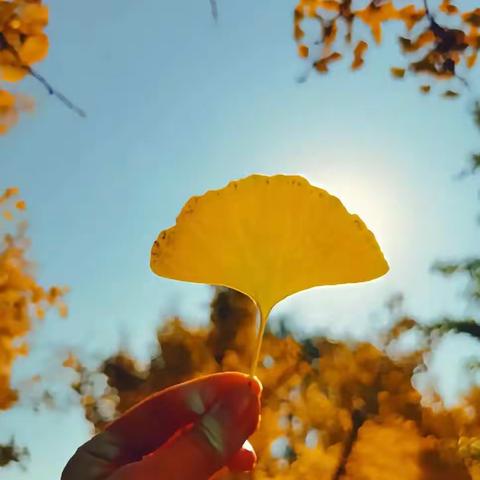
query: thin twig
27 66 86 117
422 0 431 17
209 0 218 22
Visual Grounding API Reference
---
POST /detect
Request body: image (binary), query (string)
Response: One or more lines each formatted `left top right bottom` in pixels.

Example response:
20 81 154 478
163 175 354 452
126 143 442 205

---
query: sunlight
302 152 410 271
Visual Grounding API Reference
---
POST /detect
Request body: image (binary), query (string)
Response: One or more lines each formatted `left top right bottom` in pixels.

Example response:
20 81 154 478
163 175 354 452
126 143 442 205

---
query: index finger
109 377 261 480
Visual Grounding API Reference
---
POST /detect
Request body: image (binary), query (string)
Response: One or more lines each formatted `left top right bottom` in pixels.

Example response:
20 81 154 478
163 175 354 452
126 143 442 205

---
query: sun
301 165 407 272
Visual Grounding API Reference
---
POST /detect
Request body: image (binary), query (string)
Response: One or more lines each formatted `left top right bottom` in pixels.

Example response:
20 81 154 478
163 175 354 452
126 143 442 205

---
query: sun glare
300 158 409 272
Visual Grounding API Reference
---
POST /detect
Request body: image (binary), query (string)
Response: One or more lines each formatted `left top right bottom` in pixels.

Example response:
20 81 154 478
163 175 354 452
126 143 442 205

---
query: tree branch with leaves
0 0 84 135
294 0 480 97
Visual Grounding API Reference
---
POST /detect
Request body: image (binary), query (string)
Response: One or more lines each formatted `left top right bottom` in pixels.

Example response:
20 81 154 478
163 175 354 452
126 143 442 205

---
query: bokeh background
1 0 480 478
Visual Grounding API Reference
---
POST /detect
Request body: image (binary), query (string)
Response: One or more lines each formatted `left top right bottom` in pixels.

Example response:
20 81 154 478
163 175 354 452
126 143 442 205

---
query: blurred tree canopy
67 285 480 480
0 188 67 468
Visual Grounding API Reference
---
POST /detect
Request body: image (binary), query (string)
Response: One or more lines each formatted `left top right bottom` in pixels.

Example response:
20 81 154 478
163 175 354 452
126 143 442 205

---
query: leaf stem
250 308 268 376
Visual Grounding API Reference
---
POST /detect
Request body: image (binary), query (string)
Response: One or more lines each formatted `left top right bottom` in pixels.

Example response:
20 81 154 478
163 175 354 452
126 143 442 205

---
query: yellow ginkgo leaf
19 34 49 65
151 174 389 372
19 4 49 34
0 65 27 83
0 90 15 108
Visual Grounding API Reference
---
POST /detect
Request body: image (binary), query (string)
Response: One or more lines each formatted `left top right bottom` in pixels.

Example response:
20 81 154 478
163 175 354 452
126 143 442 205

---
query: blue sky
1 0 480 478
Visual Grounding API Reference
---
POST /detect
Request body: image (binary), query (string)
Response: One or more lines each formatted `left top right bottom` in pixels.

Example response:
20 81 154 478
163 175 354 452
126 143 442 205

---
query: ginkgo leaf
0 90 15 108
0 65 27 83
352 41 368 70
443 89 459 98
440 0 458 16
19 34 49 64
390 67 406 78
298 44 309 58
356 1 399 44
18 4 49 34
151 175 388 373
151 174 388 318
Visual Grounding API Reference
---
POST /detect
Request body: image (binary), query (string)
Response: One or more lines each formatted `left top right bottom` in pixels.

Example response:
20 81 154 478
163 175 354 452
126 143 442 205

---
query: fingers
61 373 262 480
108 377 261 480
156 444 258 480
61 431 122 480
106 372 261 467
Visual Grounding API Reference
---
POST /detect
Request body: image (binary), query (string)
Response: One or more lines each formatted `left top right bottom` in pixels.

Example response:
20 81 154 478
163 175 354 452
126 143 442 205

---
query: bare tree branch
332 409 366 480
27 67 86 118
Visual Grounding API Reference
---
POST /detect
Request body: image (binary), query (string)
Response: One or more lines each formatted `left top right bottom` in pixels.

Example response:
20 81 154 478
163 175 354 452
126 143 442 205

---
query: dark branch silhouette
332 409 366 480
209 0 218 22
26 67 86 118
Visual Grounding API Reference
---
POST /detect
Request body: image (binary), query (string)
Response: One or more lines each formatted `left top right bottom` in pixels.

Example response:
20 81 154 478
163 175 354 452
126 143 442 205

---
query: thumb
109 378 261 480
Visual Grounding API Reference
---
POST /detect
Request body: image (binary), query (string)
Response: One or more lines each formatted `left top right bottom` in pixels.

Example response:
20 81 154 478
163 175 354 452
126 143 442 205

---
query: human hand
62 372 262 480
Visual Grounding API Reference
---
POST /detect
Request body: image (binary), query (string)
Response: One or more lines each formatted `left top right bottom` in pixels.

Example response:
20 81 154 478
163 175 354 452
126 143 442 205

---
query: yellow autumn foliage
0 187 67 410
294 0 480 96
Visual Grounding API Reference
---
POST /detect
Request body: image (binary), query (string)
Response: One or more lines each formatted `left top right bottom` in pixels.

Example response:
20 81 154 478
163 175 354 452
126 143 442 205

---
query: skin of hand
61 372 262 480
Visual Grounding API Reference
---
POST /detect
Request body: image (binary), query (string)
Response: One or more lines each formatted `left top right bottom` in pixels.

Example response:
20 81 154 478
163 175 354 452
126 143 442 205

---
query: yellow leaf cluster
356 1 400 45
0 187 67 410
345 417 470 480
